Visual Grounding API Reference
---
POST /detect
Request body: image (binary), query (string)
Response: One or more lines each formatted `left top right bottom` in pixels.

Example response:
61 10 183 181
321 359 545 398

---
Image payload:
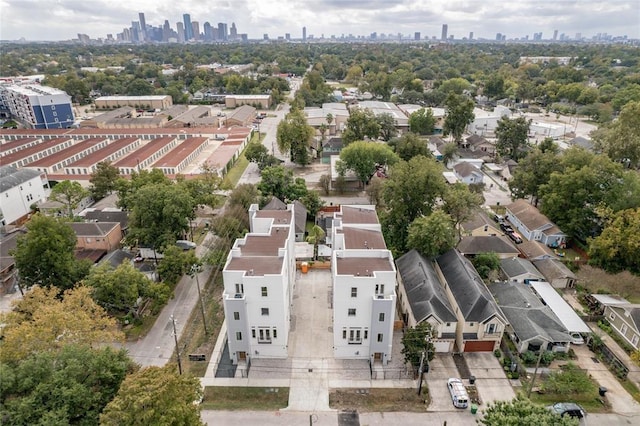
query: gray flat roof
530 281 590 333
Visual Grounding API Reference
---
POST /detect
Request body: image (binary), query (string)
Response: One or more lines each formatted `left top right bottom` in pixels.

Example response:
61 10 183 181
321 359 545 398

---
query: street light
190 264 208 336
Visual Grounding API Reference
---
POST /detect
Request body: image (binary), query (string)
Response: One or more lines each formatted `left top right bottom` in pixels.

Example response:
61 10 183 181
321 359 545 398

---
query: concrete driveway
425 354 461 412
464 352 516 406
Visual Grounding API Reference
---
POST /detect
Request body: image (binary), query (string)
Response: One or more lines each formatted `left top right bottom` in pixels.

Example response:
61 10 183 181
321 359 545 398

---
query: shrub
494 349 502 358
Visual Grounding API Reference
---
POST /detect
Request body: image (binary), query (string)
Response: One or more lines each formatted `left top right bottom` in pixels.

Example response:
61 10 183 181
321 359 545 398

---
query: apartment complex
222 204 297 364
331 205 397 365
0 84 74 129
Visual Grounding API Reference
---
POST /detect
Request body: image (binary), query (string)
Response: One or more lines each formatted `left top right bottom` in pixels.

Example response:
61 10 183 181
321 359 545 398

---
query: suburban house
222 204 297 366
82 208 129 235
500 257 544 284
69 222 122 252
435 249 507 352
331 205 396 366
0 165 50 226
490 281 572 353
457 235 520 259
532 258 577 289
321 137 343 164
396 249 457 352
465 134 496 157
505 200 566 248
518 241 558 261
590 295 640 350
459 211 501 237
262 198 307 243
453 162 484 185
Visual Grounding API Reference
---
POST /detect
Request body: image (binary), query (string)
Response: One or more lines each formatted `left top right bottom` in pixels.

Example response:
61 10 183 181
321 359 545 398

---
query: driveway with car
425 354 462 411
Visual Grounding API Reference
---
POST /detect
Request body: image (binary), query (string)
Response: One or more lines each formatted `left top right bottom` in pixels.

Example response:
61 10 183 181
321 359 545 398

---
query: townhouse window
348 328 362 344
632 335 639 346
351 287 357 297
235 283 244 295
609 312 615 321
251 329 256 338
364 329 368 339
621 324 628 334
258 328 271 343
342 328 347 339
261 308 269 316
470 323 474 327
379 313 385 322
261 286 268 297
348 308 356 317
273 329 277 339
375 284 384 295
233 312 240 320
377 333 383 342
446 322 451 327
486 323 497 334
236 332 242 341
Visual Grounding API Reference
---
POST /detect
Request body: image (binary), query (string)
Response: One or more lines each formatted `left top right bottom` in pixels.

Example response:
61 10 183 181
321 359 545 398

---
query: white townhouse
222 204 297 365
331 205 397 366
0 165 50 226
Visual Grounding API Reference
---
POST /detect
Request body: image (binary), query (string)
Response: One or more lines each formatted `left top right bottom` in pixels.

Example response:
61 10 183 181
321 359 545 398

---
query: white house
453 162 484 185
505 199 566 248
222 204 297 365
0 165 49 226
331 205 397 366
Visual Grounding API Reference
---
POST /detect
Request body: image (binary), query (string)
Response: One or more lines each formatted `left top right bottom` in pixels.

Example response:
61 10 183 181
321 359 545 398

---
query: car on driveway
507 231 523 244
547 402 586 420
570 332 585 345
447 378 469 409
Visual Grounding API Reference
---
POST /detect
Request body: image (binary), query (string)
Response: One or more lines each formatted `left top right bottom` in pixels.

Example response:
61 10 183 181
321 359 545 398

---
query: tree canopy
443 93 475 144
407 211 457 258
592 101 640 169
276 109 315 165
12 214 90 291
342 108 381 145
49 180 90 217
401 322 436 368
588 208 640 274
89 161 120 201
337 141 400 187
495 116 532 161
100 365 204 426
480 397 579 426
408 107 436 135
388 132 430 161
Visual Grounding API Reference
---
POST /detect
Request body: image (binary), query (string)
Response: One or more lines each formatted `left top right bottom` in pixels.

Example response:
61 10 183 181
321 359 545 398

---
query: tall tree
388 132 430 161
100 365 205 426
480 398 579 426
0 286 123 363
508 148 561 206
0 345 135 426
588 208 640 274
12 214 90 291
49 180 90 217
440 142 459 168
401 322 436 368
178 163 223 209
408 107 436 135
495 116 532 161
337 141 399 187
443 93 475 144
382 155 447 253
257 165 295 201
228 183 259 210
442 183 484 241
407 211 457 257
89 161 120 200
306 225 326 260
592 101 640 168
376 112 397 141
342 108 381 145
276 109 315 165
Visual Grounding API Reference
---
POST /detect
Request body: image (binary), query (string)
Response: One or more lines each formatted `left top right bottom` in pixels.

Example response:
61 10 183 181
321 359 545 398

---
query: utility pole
170 315 182 375
417 350 426 395
191 264 208 336
527 348 545 398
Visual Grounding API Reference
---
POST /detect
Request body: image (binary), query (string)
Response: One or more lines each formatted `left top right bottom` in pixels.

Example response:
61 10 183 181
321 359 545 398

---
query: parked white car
447 378 469 409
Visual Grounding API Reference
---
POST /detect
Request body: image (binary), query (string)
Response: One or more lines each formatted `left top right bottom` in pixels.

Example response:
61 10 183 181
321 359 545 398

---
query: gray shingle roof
457 235 519 255
460 210 499 233
490 281 571 343
84 210 129 229
436 249 505 323
396 250 456 323
453 161 481 178
532 258 576 281
0 165 42 193
500 257 544 280
293 200 308 234
263 197 287 211
69 222 119 237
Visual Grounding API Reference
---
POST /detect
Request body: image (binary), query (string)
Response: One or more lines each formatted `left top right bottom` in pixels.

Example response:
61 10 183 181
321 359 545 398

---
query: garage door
464 340 496 352
432 340 452 352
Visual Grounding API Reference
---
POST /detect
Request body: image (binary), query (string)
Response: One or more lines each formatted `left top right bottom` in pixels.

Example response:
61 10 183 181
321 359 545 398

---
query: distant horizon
1 0 638 42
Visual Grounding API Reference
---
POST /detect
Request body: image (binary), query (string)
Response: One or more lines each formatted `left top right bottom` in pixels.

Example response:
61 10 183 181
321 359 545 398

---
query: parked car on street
547 402 586 420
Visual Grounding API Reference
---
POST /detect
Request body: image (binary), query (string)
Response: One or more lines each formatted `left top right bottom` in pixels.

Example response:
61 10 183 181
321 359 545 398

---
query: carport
530 282 590 334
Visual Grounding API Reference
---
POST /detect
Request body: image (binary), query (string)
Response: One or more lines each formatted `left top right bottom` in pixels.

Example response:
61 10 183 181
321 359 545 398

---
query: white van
447 378 469 409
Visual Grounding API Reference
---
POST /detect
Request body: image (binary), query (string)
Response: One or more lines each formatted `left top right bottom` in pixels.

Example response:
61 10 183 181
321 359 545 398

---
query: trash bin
469 375 476 385
470 404 478 414
301 262 309 274
599 386 607 397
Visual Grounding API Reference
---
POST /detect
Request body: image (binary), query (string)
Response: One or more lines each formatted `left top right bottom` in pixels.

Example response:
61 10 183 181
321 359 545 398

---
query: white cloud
0 0 637 41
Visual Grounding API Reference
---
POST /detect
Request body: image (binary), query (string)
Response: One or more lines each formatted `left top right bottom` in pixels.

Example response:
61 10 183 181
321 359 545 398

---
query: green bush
494 349 502 358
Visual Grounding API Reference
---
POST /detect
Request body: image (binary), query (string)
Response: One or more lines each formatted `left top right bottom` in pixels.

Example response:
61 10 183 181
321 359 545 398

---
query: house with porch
505 200 566 248
453 162 484 185
590 295 640 350
532 258 577 289
500 257 544 284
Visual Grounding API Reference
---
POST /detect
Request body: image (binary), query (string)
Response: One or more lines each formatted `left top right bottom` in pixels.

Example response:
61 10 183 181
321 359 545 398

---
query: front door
238 351 247 361
374 352 382 361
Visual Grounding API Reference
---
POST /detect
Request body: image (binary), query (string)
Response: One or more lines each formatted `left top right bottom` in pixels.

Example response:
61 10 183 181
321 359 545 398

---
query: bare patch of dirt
329 388 429 412
577 265 640 303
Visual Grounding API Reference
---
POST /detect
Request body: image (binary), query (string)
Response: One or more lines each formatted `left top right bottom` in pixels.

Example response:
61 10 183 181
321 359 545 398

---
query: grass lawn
620 378 640 403
202 387 289 410
220 132 264 188
329 388 429 412
124 314 158 341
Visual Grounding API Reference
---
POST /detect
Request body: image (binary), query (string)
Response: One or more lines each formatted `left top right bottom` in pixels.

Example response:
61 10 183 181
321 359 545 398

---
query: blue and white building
0 84 75 129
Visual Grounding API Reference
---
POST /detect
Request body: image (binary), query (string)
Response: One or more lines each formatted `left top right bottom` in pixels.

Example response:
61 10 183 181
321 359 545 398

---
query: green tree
408 107 436 135
257 165 294 201
443 93 475 144
300 190 324 217
407 211 457 257
100 365 204 426
276 109 315 165
480 397 578 426
495 116 532 161
471 252 501 279
89 161 120 200
365 176 385 207
376 112 397 141
440 142 459 167
388 132 430 161
157 245 198 287
592 101 640 168
588 208 640 274
0 286 123 363
342 108 381 145
484 74 506 100
0 345 135 426
509 149 561 206
337 141 400 187
116 168 171 210
401 322 436 368
178 164 223 209
127 183 195 248
442 183 484 241
611 84 640 111
228 183 259 210
126 78 154 96
439 77 472 95
382 156 447 252
12 214 90 291
49 180 90 217
306 225 325 260
541 362 597 395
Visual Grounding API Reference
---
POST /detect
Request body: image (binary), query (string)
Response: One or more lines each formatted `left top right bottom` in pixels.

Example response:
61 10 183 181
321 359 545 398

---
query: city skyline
1 0 638 42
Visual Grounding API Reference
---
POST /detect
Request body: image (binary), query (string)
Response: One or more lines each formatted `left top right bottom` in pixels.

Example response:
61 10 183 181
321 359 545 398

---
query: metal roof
530 281 590 333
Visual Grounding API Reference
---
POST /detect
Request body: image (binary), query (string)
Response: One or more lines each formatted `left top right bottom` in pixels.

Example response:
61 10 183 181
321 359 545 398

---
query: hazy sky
1 0 638 41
